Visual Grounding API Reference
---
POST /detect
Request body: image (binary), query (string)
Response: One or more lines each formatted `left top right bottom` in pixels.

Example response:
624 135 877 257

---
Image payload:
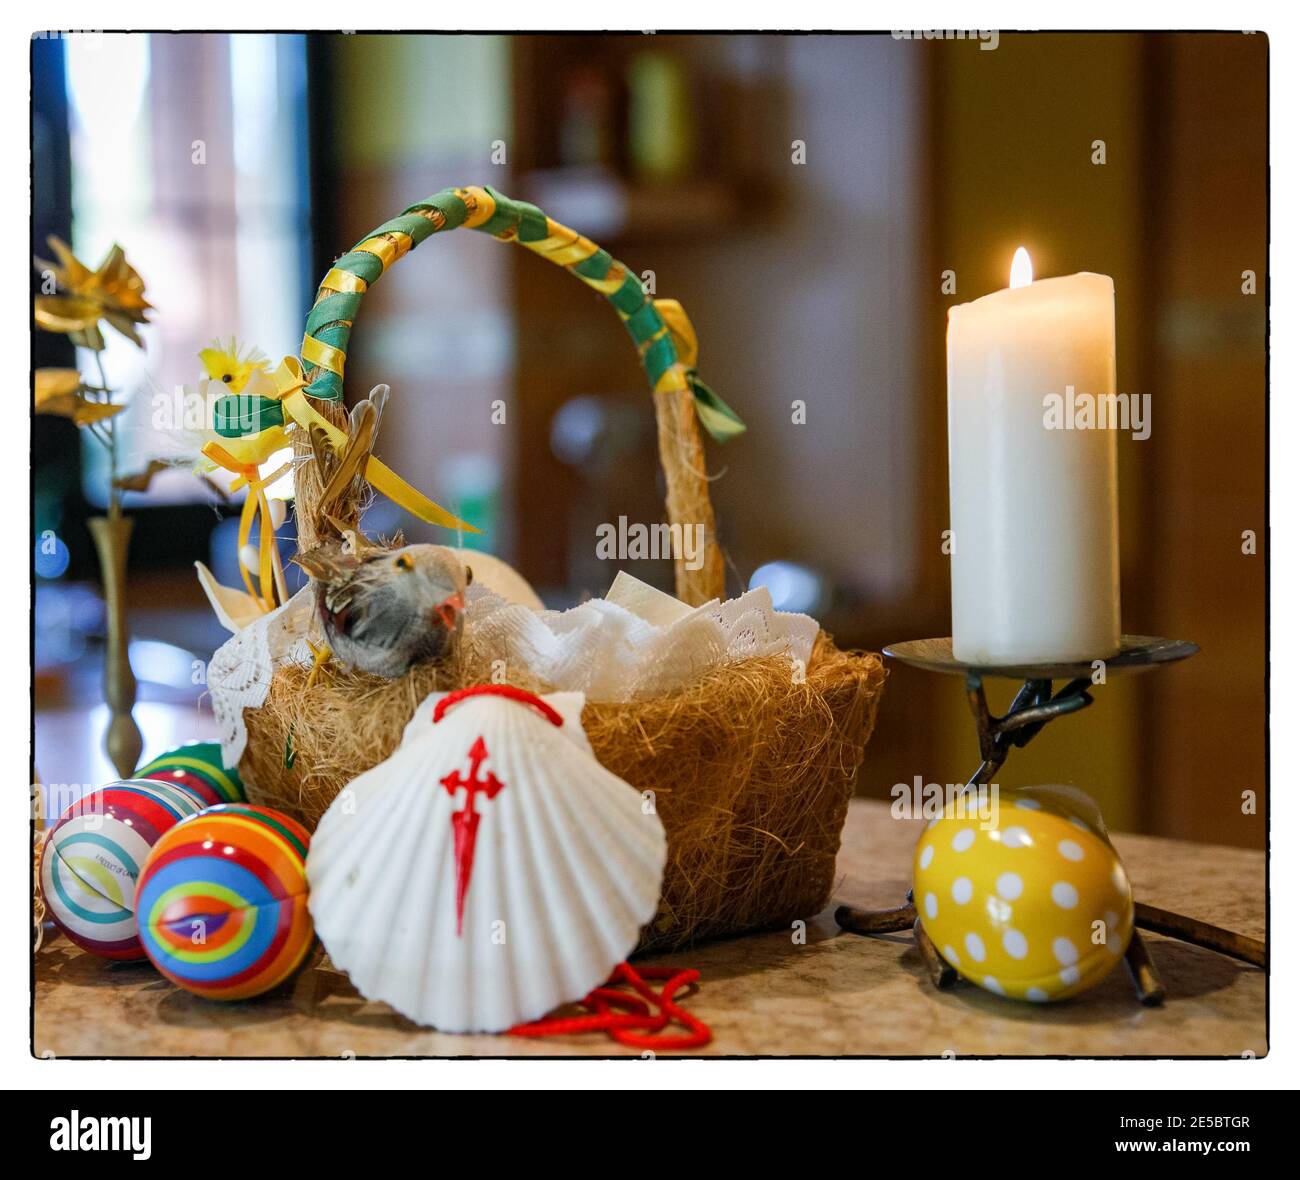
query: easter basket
231 186 886 950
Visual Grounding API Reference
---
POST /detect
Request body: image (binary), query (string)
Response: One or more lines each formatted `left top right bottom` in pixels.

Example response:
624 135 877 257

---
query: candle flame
1010 247 1033 289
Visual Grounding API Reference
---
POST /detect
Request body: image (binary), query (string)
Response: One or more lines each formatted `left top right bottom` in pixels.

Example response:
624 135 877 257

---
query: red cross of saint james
439 736 506 935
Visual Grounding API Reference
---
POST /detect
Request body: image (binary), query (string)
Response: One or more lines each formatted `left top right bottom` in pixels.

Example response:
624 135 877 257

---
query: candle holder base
835 635 1266 1007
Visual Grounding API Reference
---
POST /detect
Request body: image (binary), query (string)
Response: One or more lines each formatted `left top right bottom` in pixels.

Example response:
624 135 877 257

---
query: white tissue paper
462 576 818 703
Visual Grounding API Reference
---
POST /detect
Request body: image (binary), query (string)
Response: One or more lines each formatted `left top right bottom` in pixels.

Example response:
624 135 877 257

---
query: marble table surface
34 800 1266 1058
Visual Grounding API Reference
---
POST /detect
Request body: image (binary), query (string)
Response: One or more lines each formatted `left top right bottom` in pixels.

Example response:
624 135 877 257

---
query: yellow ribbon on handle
654 299 698 367
650 299 746 442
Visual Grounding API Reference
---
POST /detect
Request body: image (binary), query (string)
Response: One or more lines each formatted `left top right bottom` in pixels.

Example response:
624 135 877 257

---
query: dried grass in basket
234 185 887 949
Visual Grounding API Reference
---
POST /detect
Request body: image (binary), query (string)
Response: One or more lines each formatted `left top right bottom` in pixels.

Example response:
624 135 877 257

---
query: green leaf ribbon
687 372 747 442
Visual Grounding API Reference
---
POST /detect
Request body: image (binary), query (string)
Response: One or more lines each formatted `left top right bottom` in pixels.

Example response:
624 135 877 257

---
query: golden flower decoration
198 338 270 394
33 236 153 349
34 368 126 426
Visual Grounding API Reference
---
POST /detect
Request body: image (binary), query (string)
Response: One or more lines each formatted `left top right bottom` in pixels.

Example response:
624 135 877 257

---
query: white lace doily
208 588 314 769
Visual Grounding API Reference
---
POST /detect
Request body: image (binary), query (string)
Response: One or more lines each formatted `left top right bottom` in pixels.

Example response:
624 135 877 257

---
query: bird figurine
292 384 474 679
296 540 472 678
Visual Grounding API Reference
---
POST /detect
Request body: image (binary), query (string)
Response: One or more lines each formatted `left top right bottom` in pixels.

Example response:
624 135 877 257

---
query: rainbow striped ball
136 805 314 1000
136 741 245 808
40 780 210 960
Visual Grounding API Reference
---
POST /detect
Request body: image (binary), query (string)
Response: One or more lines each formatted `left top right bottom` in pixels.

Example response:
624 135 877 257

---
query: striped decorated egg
135 741 245 808
40 779 210 959
135 804 314 1001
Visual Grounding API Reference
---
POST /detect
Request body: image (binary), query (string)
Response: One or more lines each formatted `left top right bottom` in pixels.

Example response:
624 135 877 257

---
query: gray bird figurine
296 541 472 678
292 382 473 678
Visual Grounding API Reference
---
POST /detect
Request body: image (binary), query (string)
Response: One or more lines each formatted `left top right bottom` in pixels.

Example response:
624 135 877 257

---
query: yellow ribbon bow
201 357 479 613
198 443 285 612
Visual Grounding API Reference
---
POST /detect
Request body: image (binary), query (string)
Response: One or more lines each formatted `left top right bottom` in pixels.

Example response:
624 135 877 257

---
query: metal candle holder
835 635 1265 1006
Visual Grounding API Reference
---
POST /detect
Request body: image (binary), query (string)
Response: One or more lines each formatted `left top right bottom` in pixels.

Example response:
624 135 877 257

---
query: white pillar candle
947 250 1120 665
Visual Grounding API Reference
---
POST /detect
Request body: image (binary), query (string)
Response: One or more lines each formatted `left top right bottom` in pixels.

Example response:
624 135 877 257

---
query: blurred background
32 32 1266 846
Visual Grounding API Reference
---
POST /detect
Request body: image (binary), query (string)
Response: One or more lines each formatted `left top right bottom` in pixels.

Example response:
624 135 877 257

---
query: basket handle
294 185 740 606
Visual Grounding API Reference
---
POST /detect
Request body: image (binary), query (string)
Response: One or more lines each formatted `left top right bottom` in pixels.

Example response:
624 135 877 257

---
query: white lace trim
208 588 314 769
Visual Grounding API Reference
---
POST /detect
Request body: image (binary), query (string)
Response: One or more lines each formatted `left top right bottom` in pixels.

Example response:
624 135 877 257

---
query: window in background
64 32 311 509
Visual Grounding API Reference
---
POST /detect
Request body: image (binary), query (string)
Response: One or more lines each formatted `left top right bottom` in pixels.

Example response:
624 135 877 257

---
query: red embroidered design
439 736 506 936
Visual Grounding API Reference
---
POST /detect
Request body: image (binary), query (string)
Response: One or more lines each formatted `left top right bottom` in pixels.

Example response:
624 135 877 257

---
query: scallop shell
306 686 667 1032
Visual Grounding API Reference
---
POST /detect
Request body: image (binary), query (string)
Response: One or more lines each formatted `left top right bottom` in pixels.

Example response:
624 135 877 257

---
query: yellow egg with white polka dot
913 797 1134 1002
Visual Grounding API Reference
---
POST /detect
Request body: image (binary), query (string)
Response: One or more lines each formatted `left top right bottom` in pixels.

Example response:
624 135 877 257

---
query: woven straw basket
239 185 886 950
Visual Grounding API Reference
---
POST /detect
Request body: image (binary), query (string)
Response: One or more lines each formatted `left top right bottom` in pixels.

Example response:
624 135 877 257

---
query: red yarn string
433 684 564 727
510 962 712 1050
